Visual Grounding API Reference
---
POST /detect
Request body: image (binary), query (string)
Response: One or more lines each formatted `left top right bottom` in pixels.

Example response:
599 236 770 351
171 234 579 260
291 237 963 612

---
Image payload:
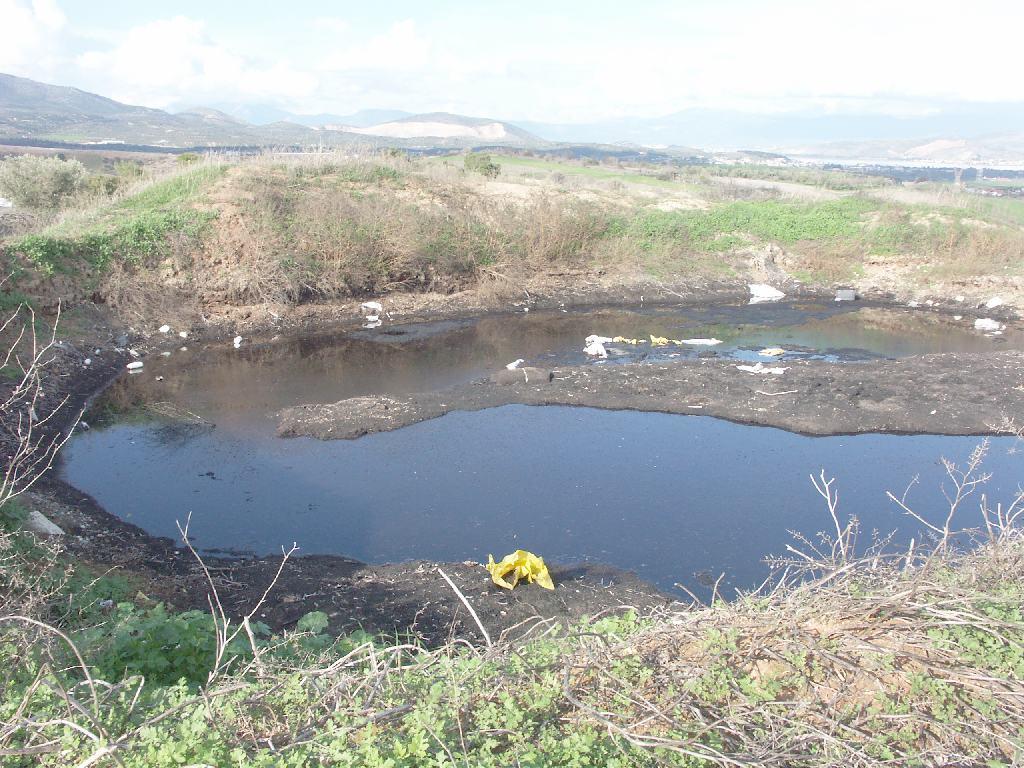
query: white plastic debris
953 315 963 321
736 362 788 375
908 301 920 308
975 318 1004 332
233 336 243 348
835 288 856 301
680 338 722 346
360 301 383 314
179 331 188 339
985 296 1004 309
83 358 91 366
161 351 171 357
748 284 785 304
758 347 786 357
505 359 524 370
126 361 144 371
363 318 382 329
585 334 615 345
584 339 608 358
159 324 171 333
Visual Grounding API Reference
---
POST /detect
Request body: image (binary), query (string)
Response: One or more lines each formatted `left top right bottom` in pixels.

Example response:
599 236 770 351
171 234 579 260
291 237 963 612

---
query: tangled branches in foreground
2 443 1024 765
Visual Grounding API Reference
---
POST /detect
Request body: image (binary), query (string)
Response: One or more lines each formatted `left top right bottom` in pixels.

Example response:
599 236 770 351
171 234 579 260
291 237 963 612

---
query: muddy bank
32 479 674 645
278 350 1024 439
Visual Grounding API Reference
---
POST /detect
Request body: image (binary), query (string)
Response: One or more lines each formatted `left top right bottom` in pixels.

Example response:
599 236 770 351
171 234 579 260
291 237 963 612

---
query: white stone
179 331 188 338
25 510 63 536
985 296 1004 309
974 318 1004 331
748 284 785 303
159 324 171 333
126 361 144 370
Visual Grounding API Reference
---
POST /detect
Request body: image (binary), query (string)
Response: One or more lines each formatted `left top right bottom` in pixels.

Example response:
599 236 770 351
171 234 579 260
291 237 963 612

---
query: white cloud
0 0 67 77
1 0 1023 125
74 16 318 110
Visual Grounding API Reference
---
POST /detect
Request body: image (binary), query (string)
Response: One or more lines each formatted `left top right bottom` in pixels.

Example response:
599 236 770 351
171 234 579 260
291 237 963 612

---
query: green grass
4 164 225 277
484 155 693 190
609 196 878 253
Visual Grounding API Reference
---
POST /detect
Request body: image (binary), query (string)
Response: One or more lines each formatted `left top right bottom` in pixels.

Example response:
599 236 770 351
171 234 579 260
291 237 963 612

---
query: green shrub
465 153 501 179
0 155 87 209
176 152 201 166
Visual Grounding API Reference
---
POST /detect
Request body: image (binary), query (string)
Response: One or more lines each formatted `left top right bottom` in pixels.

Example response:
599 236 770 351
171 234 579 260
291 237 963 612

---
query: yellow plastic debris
485 550 555 590
649 334 670 347
612 336 643 345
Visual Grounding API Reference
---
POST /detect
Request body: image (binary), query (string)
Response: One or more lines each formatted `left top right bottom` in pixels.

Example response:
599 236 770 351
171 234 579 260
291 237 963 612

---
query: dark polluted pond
62 301 1022 595
63 405 1021 594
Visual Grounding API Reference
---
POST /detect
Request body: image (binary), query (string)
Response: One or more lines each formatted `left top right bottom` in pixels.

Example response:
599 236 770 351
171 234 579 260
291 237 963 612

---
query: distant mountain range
2 72 1023 165
0 73 542 149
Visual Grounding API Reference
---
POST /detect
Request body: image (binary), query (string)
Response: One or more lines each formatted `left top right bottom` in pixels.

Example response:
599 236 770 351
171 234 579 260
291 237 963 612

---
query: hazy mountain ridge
0 74 540 148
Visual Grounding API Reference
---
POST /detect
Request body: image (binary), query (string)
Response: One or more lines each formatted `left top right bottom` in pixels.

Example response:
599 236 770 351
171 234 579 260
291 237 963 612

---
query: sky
2 0 1023 125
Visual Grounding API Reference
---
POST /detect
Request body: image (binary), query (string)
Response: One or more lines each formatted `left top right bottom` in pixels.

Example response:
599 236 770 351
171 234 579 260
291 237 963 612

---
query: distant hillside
0 73 543 149
343 112 541 144
784 134 1024 167
0 72 329 146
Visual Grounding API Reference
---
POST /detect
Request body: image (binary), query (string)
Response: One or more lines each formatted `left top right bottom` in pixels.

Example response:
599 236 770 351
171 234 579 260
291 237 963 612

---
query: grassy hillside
3 151 1024 322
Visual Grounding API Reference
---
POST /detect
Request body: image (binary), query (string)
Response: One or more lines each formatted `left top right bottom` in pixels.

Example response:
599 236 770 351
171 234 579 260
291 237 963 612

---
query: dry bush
786 239 866 284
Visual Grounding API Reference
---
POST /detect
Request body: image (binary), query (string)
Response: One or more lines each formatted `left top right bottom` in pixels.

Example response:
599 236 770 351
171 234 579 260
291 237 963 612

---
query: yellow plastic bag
485 550 555 590
649 334 670 347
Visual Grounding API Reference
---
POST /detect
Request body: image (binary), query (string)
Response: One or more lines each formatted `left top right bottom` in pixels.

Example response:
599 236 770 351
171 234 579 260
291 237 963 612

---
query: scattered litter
758 347 786 357
835 288 856 301
908 301 920 308
179 331 188 339
953 315 963 321
748 284 785 304
83 358 91 366
485 550 554 590
126 361 144 371
523 307 529 313
985 296 1004 309
736 362 788 375
505 359 524 370
585 334 613 357
613 336 643 345
680 338 722 346
158 324 171 333
155 376 164 381
128 348 140 358
161 351 171 357
930 409 937 415
649 334 670 347
180 346 188 352
233 336 243 348
360 301 383 314
975 318 1004 332
755 389 799 396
